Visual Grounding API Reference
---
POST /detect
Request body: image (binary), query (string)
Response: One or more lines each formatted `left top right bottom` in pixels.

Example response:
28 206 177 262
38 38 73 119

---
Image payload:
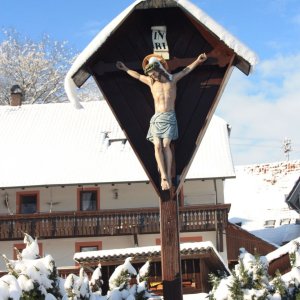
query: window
80 246 99 252
264 220 276 228
77 188 100 211
75 241 102 253
80 191 97 210
17 191 39 214
75 241 102 266
280 218 291 225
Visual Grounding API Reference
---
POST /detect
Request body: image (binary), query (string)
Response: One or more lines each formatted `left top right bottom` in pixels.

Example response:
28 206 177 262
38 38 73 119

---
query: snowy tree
89 264 104 295
208 245 300 300
272 270 289 299
289 241 300 268
1 243 63 299
0 29 74 105
107 257 154 300
0 29 103 105
63 269 91 300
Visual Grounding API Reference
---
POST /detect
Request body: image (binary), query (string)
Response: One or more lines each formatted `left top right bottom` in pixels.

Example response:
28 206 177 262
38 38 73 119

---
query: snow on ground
183 293 208 299
224 160 300 245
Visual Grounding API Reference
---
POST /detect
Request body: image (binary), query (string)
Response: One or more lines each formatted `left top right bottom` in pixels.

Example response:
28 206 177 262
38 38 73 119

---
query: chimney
10 85 23 106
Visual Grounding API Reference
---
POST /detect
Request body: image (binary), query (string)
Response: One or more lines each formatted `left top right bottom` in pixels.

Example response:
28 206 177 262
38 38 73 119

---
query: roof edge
65 0 257 107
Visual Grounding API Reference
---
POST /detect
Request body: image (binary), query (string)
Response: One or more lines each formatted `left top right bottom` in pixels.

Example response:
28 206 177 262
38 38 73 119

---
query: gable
65 0 254 197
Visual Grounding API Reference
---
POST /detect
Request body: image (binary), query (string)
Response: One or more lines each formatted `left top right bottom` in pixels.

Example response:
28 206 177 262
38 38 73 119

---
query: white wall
0 230 227 271
0 183 160 215
0 179 224 214
100 183 159 209
183 179 224 205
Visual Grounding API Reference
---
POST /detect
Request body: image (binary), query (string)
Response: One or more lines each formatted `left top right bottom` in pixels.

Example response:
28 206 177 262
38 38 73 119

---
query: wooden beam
217 223 224 252
93 51 223 77
160 189 182 300
187 14 251 75
160 143 183 299
72 68 91 88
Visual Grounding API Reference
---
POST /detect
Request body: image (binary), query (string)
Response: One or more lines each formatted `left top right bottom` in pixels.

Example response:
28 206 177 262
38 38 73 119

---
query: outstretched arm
116 61 150 85
173 53 207 82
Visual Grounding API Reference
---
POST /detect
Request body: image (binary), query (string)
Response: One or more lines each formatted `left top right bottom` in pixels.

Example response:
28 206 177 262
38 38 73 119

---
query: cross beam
92 51 227 77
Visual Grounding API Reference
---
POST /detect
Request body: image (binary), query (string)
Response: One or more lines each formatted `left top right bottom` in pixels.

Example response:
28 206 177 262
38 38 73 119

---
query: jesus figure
116 53 207 190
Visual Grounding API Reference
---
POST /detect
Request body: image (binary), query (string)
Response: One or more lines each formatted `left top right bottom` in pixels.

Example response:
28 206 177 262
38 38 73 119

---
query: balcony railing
0 204 230 241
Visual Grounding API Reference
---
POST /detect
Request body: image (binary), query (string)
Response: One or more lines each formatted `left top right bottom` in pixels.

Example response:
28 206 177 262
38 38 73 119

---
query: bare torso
150 78 177 113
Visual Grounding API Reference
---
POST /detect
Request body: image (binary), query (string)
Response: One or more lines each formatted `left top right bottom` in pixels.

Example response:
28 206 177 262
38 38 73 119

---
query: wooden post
160 189 183 299
159 143 182 299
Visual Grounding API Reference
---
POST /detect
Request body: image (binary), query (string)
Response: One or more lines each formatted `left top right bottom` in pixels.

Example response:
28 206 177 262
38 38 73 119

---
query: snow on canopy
64 0 257 107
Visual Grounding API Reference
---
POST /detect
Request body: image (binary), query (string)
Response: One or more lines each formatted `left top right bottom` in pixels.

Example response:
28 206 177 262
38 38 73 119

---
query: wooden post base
163 277 182 299
160 188 183 300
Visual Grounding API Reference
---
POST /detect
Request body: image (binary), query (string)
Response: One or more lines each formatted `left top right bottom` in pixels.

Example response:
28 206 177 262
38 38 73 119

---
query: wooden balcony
0 204 230 241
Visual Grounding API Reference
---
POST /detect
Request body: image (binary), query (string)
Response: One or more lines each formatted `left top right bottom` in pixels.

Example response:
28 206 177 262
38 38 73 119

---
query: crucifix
114 24 230 300
115 51 209 300
116 53 207 191
65 1 253 298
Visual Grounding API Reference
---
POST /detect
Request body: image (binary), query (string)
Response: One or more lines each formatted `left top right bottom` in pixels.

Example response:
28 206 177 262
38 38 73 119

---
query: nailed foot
161 178 170 190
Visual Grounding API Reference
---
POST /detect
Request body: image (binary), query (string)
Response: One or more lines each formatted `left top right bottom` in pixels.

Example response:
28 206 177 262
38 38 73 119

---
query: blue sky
1 0 300 165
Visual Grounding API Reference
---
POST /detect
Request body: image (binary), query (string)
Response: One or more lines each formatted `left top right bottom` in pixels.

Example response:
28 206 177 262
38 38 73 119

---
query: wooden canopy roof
286 177 300 213
66 0 256 197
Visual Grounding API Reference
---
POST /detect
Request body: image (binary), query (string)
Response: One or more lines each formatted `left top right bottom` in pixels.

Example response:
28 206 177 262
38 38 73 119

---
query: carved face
148 70 160 81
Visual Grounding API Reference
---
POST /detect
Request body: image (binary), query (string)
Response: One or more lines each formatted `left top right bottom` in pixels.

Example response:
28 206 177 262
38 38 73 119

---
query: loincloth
146 111 178 143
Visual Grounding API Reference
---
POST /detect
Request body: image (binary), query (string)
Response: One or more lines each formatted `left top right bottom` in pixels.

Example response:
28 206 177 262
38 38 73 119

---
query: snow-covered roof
225 161 300 245
65 0 257 106
251 224 300 247
74 241 229 272
266 237 300 263
0 101 234 188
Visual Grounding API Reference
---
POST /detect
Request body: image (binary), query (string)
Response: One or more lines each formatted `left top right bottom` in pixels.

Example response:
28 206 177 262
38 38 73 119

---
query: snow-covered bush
1 233 63 299
209 245 300 300
0 234 160 300
106 257 154 300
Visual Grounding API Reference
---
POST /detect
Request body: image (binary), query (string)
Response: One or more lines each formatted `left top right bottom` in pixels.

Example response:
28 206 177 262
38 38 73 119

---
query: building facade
0 101 234 272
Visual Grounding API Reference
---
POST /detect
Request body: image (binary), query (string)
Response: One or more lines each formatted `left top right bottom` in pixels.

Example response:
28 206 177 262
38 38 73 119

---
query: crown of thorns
142 54 168 75
144 61 161 74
